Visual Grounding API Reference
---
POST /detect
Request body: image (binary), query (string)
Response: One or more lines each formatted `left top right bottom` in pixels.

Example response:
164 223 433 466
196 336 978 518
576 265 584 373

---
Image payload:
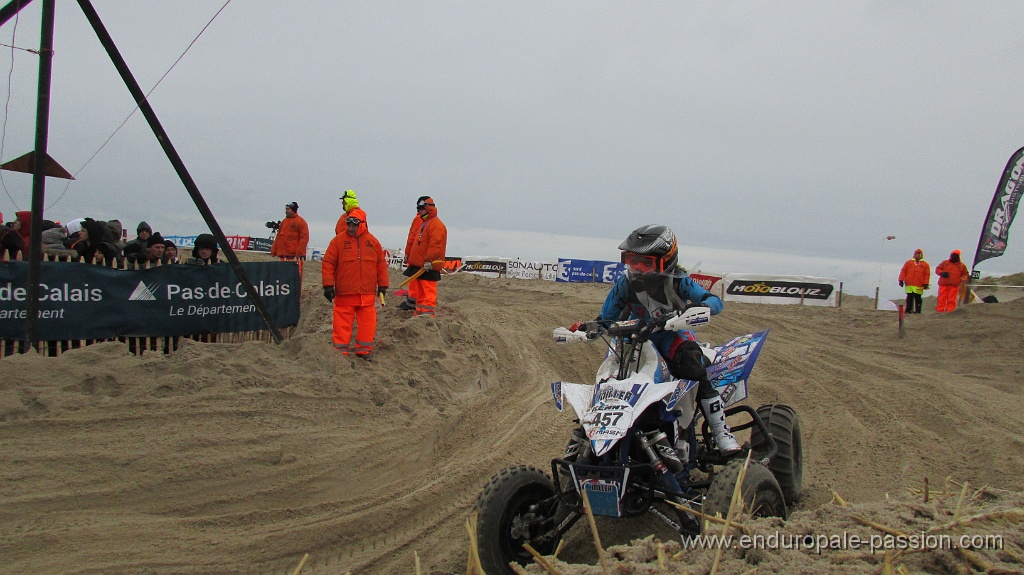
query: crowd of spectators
0 212 220 267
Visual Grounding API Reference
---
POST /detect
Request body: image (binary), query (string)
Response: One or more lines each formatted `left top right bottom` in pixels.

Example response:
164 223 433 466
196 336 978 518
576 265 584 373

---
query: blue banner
595 261 626 284
557 259 625 283
0 261 300 340
557 259 596 283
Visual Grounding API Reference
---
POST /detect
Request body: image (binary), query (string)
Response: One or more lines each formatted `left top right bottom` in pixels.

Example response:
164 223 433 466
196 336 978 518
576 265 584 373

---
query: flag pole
875 235 896 310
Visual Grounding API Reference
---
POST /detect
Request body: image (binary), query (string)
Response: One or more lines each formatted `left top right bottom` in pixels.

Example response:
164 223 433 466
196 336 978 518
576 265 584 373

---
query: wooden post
897 303 905 338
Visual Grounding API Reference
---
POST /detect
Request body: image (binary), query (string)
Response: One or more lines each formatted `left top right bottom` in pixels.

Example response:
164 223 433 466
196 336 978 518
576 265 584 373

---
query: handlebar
552 306 711 344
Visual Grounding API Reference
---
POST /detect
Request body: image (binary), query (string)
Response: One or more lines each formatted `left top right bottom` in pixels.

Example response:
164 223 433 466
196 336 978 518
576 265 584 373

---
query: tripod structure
0 0 283 345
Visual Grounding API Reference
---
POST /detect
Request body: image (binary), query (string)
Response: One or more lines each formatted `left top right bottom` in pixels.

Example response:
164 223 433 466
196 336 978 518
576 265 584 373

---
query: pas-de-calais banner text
0 262 300 341
972 145 1024 269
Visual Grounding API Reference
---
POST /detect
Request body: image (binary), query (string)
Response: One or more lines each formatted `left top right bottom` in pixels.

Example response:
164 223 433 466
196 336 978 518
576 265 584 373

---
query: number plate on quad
581 478 622 517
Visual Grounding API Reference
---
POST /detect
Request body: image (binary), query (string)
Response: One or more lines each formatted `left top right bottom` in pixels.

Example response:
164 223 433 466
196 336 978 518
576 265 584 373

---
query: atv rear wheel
751 404 803 504
703 459 787 520
474 465 562 575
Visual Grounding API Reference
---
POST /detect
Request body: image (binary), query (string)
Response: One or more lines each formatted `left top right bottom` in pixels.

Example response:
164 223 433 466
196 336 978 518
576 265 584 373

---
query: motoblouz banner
973 145 1024 267
0 261 300 341
722 274 837 307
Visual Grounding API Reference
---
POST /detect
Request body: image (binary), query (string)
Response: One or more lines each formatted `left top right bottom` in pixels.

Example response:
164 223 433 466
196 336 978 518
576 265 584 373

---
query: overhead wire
0 0 24 213
0 0 233 215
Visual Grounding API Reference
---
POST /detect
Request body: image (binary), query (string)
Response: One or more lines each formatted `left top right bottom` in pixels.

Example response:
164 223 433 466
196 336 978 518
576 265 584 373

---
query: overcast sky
0 1 1021 297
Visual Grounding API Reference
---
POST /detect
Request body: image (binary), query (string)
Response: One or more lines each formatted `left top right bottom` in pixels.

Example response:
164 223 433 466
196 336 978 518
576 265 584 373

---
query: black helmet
618 224 680 278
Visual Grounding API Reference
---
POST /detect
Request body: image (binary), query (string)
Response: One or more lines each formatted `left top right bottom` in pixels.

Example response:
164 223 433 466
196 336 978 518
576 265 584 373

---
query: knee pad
668 339 709 381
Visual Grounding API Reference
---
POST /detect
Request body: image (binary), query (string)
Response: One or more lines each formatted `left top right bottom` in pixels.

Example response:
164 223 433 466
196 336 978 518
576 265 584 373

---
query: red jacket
15 211 32 245
935 259 969 287
898 259 930 287
270 213 309 258
322 221 388 296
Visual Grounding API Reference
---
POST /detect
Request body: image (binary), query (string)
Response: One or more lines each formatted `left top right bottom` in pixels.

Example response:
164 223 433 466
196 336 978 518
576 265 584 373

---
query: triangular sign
0 151 74 180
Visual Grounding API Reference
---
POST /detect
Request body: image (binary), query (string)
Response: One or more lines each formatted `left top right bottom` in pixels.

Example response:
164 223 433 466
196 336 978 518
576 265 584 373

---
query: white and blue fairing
551 339 700 456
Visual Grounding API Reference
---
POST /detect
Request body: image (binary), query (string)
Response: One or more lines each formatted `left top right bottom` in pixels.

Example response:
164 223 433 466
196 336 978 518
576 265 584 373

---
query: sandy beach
2 260 1022 574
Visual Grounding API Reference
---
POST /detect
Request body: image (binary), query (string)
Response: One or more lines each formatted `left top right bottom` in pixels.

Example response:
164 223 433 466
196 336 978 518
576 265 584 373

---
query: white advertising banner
502 258 543 280
539 262 559 282
722 274 838 306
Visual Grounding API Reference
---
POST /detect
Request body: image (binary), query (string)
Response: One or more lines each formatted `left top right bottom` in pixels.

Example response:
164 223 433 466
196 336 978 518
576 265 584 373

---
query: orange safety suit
403 197 447 317
898 250 930 314
322 220 389 356
270 213 309 259
935 257 969 313
898 258 930 289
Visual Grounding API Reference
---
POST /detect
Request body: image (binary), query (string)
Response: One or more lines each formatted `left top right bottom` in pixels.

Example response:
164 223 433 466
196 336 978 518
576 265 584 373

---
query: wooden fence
0 249 293 358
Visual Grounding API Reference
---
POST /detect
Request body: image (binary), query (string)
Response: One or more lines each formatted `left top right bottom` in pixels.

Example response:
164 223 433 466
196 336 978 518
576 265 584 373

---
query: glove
422 261 432 271
898 280 904 287
377 286 387 297
323 286 335 302
569 321 585 332
923 284 929 290
940 272 950 278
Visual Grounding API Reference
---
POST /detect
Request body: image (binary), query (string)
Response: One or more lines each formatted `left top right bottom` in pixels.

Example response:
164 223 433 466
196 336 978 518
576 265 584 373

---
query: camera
265 220 281 231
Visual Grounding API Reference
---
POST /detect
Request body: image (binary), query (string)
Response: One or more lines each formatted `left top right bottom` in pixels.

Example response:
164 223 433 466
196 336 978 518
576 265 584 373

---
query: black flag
972 146 1024 268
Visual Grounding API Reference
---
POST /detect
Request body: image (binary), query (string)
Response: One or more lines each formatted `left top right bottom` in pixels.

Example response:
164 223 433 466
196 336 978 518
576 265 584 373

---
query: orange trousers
936 285 959 313
332 294 377 355
408 278 437 316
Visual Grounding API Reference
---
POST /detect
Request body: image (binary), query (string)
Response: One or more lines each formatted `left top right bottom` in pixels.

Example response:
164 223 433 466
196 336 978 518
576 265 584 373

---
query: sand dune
1 261 1022 574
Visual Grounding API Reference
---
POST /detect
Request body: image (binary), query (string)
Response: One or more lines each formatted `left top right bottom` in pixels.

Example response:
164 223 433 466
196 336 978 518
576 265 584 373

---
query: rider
594 224 741 455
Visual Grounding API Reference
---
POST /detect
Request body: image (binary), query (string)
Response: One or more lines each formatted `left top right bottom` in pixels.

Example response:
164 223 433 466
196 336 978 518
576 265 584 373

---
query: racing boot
700 396 741 455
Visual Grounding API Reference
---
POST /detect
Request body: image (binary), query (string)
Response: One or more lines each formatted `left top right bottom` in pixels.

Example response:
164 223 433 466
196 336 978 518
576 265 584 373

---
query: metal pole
25 0 55 349
76 0 283 343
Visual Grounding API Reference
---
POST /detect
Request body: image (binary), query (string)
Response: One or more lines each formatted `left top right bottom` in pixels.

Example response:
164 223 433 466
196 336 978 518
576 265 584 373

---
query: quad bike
473 307 803 574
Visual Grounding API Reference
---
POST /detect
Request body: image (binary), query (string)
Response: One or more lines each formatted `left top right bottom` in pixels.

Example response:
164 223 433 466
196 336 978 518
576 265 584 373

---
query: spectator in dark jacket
122 221 152 260
126 232 165 267
0 220 24 260
185 233 219 265
162 240 180 264
75 219 118 265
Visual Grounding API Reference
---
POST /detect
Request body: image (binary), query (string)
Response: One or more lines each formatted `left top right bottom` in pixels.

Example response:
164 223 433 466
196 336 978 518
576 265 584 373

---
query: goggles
416 200 434 209
345 216 362 225
621 251 665 274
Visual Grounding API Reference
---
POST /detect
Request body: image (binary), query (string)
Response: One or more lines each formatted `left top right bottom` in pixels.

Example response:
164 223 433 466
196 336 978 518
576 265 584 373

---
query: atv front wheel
751 404 803 504
474 465 562 575
703 459 787 520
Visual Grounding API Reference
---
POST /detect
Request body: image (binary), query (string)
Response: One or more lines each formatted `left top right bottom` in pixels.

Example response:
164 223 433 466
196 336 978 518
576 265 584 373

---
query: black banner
726 279 834 300
458 260 507 276
248 237 273 252
973 146 1024 267
0 262 300 340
